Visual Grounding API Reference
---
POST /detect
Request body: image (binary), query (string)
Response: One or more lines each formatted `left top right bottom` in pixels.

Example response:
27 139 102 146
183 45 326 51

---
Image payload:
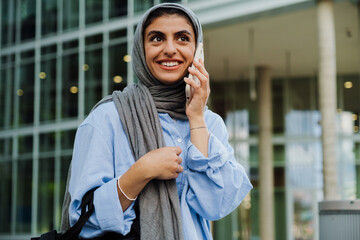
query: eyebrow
146 30 193 39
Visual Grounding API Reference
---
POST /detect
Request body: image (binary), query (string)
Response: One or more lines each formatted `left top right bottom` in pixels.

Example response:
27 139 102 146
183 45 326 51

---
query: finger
172 146 182 155
177 165 183 173
188 66 208 87
184 76 200 91
177 157 183 165
192 60 209 80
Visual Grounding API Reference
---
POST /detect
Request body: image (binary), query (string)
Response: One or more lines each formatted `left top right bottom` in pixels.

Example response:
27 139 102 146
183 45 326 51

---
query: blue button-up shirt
69 102 252 240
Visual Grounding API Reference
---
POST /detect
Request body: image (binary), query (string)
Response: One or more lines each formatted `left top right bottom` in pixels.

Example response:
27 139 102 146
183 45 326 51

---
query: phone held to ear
186 42 204 105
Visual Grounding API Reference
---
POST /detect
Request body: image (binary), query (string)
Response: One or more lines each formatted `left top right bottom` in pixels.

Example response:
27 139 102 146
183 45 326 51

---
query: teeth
161 62 179 67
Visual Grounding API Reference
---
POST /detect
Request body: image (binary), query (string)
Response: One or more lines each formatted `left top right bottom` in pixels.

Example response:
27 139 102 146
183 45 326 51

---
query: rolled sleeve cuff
93 177 136 234
187 133 229 172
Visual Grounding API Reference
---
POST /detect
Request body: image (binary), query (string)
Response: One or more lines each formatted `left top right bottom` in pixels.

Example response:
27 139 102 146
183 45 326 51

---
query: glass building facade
0 0 359 239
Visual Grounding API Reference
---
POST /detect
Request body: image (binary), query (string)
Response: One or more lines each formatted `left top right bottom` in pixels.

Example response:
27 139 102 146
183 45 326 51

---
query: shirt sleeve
185 114 253 221
68 122 136 238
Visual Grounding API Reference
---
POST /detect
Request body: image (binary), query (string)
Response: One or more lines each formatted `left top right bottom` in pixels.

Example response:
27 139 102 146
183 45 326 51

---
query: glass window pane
18 135 33 155
41 0 57 36
19 62 35 126
63 0 78 31
20 0 36 41
39 133 55 153
0 161 12 233
85 49 102 115
85 0 103 25
85 34 103 46
0 69 6 128
1 1 9 46
274 145 285 163
109 0 127 18
37 157 55 233
16 160 32 232
40 58 56 122
60 130 76 150
62 53 78 119
134 0 153 13
273 79 284 134
109 43 127 92
288 77 316 111
0 138 12 158
0 67 14 129
109 29 127 40
342 76 359 111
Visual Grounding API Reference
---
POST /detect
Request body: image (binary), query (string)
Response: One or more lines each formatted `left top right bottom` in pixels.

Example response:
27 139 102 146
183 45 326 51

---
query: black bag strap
59 188 97 240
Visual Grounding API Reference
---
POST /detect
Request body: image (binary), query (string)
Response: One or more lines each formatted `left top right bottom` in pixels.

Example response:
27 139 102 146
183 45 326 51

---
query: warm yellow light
123 55 132 63
39 72 47 79
353 114 358 121
17 89 24 96
83 64 89 71
344 81 353 89
113 75 123 83
70 86 78 94
354 126 359 133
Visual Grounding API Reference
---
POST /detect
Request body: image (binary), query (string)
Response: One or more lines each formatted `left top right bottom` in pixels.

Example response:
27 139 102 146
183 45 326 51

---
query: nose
163 40 176 56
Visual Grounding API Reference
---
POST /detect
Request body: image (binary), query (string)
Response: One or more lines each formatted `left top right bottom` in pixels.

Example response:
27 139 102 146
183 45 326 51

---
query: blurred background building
0 0 359 239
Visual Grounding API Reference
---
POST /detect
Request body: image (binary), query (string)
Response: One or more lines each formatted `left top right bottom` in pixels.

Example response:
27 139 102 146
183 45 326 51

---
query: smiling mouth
160 61 180 67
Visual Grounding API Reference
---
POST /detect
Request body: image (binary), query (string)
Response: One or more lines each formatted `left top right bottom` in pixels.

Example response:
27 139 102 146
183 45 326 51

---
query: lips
157 59 183 70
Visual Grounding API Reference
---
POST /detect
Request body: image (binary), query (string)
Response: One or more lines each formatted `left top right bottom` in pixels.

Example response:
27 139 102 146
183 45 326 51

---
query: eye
178 36 190 42
150 36 163 42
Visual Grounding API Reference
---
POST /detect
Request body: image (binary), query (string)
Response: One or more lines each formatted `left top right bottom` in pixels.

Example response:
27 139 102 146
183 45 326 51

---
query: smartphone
186 42 204 104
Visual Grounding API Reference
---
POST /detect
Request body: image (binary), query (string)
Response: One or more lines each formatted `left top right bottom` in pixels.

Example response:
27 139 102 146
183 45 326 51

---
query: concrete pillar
257 66 274 240
316 0 339 200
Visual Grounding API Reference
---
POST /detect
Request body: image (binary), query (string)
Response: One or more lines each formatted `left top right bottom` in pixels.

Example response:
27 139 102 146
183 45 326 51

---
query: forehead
144 14 195 34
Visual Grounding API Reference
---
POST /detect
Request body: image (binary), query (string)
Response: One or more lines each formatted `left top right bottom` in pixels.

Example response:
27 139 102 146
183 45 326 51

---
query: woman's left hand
184 58 210 119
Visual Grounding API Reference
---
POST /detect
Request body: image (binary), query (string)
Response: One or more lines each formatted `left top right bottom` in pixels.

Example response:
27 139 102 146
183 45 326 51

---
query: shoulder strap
59 188 97 240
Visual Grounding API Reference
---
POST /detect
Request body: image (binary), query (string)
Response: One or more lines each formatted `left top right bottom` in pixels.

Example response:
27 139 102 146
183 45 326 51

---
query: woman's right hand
138 146 183 180
118 146 183 210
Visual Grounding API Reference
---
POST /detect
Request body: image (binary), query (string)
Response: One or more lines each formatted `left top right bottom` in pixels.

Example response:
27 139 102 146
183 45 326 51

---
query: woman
68 3 252 240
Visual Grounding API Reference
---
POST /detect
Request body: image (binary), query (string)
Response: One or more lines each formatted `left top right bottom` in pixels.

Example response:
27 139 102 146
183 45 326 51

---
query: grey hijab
61 3 203 240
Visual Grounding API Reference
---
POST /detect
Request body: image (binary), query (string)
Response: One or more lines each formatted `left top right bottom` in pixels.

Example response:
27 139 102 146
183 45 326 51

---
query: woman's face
144 14 196 85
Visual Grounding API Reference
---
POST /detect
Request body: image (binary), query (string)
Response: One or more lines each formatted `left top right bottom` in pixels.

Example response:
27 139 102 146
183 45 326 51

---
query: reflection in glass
37 158 55 233
19 62 35 126
63 0 79 31
16 160 32 232
109 44 127 92
20 0 36 41
86 0 103 25
109 0 127 18
40 58 56 122
0 161 12 233
62 54 78 119
41 0 57 36
85 49 102 115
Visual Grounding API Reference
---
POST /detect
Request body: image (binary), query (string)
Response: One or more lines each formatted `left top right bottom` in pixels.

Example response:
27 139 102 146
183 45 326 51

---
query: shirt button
184 170 188 174
177 138 182 143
